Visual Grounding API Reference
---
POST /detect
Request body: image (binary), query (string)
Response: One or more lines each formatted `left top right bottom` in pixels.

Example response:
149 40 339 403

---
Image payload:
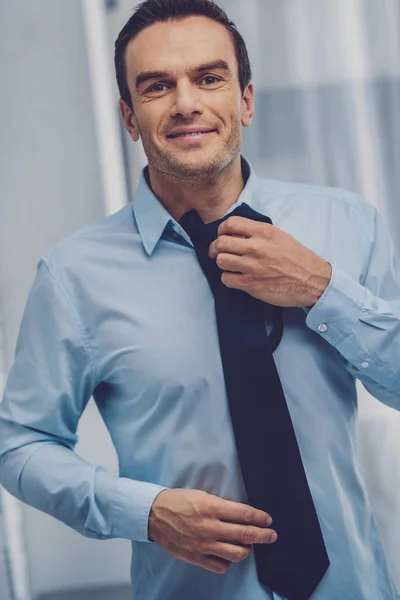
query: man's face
120 16 254 183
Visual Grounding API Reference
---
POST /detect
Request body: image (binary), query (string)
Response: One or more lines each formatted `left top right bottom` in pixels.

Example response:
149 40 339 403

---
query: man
0 0 399 598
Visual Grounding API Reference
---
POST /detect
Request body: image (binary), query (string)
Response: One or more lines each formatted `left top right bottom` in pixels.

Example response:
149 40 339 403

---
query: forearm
306 265 400 405
0 426 167 542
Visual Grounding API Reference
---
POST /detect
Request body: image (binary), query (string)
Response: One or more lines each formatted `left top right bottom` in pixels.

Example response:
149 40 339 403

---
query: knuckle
191 538 203 552
203 496 214 509
199 540 212 555
253 243 265 260
215 237 225 251
261 224 272 240
242 506 253 523
241 526 254 545
224 218 240 235
243 272 256 286
198 521 214 539
229 549 241 563
232 547 250 562
202 497 217 517
216 253 225 267
221 271 230 285
226 217 236 230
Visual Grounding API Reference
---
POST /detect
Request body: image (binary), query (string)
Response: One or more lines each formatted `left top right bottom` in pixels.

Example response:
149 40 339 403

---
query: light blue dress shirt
1 157 399 600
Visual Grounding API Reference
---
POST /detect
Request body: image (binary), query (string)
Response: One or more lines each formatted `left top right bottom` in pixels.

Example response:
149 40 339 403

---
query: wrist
148 488 170 542
306 259 332 307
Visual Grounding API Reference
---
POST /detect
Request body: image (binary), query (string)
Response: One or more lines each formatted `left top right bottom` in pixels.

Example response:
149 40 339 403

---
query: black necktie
179 202 330 600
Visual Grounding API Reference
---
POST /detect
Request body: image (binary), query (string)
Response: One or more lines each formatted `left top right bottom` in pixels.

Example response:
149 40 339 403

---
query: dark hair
114 0 252 110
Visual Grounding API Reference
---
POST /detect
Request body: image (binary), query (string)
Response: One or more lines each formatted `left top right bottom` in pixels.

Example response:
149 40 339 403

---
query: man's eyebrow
135 70 170 90
194 60 231 73
135 60 231 90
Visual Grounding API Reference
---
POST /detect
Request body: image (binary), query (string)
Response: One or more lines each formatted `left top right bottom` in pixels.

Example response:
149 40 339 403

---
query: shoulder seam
39 258 99 386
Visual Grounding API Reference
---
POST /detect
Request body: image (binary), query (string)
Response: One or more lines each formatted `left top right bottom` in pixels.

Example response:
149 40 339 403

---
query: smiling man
0 1 400 600
117 9 254 224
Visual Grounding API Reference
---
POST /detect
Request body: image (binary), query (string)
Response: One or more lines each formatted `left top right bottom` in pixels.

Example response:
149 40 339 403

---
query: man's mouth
170 131 211 138
167 128 217 140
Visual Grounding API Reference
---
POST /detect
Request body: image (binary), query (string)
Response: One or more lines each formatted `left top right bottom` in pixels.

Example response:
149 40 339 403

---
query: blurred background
1 0 400 598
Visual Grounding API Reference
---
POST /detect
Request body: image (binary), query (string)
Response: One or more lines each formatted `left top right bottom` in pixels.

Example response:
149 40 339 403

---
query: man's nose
170 83 203 118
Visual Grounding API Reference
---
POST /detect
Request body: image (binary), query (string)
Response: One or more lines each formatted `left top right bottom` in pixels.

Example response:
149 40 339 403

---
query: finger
218 216 265 238
165 541 231 575
192 553 231 574
221 271 245 289
209 235 248 259
204 541 253 563
212 498 273 528
216 522 277 545
215 253 250 273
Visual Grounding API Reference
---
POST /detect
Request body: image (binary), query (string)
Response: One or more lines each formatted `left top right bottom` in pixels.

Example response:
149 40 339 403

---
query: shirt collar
131 155 260 256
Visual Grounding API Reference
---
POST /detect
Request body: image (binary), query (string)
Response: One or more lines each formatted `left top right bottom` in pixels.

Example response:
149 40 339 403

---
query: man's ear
241 82 255 128
119 98 140 142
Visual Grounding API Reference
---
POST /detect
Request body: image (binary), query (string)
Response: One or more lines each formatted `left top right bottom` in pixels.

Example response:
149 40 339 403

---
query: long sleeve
0 259 167 542
306 199 400 408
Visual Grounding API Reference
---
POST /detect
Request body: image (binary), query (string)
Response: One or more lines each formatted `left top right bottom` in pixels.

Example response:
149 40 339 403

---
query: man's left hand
208 216 332 308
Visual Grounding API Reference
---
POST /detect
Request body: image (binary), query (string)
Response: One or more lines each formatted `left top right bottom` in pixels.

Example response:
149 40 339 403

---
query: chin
171 157 225 181
146 141 238 182
173 147 228 170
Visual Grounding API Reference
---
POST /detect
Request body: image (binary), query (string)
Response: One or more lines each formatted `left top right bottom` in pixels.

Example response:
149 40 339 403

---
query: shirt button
318 323 328 332
362 361 369 368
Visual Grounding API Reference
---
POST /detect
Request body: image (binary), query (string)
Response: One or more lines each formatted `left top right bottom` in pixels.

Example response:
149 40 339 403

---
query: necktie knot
179 200 283 352
179 202 272 247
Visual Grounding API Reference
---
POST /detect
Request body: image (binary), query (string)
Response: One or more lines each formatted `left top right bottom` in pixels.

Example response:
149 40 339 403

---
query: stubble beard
139 122 242 186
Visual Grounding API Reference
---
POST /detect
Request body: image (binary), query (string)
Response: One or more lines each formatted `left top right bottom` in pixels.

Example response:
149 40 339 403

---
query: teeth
174 131 209 137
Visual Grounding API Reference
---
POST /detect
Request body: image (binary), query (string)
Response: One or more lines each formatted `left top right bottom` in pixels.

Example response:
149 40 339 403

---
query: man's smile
167 126 218 142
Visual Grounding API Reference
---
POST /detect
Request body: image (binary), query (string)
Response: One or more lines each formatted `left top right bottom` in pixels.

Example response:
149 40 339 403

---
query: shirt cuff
305 264 368 347
112 477 169 543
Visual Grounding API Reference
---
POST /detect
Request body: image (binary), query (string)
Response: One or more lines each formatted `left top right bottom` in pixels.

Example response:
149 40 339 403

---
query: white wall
0 0 131 597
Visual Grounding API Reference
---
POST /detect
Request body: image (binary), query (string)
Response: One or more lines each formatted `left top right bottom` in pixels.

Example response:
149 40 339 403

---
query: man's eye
202 76 220 85
147 83 168 93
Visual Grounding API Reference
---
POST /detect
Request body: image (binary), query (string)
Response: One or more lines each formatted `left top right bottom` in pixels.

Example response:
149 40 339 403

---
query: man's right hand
148 488 277 574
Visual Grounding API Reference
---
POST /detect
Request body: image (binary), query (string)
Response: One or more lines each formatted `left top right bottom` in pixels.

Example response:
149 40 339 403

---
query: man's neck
147 155 246 224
